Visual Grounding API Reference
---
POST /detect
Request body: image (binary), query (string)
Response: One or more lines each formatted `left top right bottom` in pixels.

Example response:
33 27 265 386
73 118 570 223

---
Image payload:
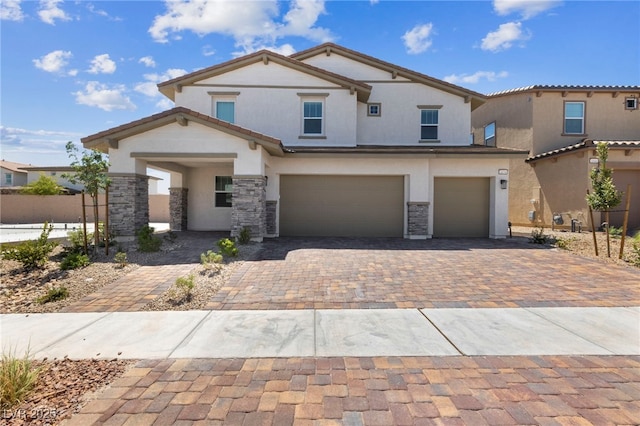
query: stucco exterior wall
1 168 27 187
187 165 234 231
532 91 640 155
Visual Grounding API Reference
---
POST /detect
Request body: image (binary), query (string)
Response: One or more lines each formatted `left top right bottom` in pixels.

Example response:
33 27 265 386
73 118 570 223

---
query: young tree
20 174 64 195
63 142 110 250
586 143 622 257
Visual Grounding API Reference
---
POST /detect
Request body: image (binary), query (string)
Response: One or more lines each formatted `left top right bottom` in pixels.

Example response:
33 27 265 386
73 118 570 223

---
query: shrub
200 250 224 271
1 223 56 269
608 226 623 238
555 237 572 250
19 174 63 195
0 348 42 410
37 286 68 304
60 252 90 270
217 238 238 257
114 251 128 268
238 227 252 245
136 225 162 252
529 227 549 244
175 275 195 301
67 229 93 253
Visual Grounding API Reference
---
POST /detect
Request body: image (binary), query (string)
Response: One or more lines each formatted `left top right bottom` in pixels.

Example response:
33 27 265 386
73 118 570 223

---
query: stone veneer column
169 187 188 231
109 174 149 237
407 202 429 237
231 176 266 241
265 200 277 236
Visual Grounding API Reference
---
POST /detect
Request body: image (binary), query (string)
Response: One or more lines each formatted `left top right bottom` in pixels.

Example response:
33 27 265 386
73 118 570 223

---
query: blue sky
2 0 639 173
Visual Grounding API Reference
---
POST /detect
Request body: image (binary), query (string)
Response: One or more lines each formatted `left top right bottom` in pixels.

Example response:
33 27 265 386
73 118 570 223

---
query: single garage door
280 175 404 237
433 177 489 237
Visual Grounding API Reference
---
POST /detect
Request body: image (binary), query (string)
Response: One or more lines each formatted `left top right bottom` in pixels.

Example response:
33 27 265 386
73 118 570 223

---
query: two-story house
472 86 640 232
82 43 526 240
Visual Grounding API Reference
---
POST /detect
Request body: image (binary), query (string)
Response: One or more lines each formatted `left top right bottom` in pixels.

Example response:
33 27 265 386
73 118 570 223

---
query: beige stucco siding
301 53 412 81
187 165 234 231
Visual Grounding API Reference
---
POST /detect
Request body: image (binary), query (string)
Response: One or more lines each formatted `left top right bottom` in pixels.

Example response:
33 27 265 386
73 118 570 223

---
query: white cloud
233 43 296 57
156 98 175 110
38 0 71 25
33 50 77 75
0 125 82 155
148 0 332 54
481 21 530 52
88 54 116 74
1 0 24 21
202 45 216 57
74 81 136 111
139 56 157 68
402 23 435 54
86 3 121 21
134 68 189 98
494 0 561 19
443 70 509 85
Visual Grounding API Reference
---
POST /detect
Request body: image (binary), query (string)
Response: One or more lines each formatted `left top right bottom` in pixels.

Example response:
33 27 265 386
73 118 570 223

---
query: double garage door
279 175 490 238
280 175 404 237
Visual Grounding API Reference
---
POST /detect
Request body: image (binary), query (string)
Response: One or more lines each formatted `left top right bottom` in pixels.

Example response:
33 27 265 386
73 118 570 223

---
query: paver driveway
207 237 640 310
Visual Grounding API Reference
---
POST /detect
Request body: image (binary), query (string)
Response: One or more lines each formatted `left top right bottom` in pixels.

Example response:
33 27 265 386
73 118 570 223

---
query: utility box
528 210 536 221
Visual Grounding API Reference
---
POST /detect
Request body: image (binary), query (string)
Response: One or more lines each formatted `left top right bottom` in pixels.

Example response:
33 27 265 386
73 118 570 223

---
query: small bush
238 227 252 245
60 252 90 270
0 348 42 410
1 223 56 269
136 225 162 252
67 229 93 253
175 275 195 301
608 226 623 238
217 238 238 257
529 227 549 244
555 237 572 250
200 250 224 271
114 251 128 268
37 286 69 304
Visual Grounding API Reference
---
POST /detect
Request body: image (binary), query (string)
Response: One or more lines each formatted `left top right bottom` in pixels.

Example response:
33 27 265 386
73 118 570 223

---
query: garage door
611 170 640 231
280 175 404 237
433 177 489 237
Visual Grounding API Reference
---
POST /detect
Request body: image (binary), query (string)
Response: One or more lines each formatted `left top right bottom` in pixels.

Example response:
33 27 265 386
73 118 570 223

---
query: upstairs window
303 101 323 135
367 103 381 117
564 101 585 134
626 97 638 110
215 101 235 123
420 109 439 140
484 122 496 147
214 176 233 208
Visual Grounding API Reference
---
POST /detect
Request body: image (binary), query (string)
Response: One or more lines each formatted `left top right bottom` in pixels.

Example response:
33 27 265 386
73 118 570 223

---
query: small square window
367 103 381 117
625 97 638 110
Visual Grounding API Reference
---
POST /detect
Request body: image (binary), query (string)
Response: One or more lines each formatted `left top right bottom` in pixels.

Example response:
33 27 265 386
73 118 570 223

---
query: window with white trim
564 101 585 134
625 97 638 110
303 101 323 135
4 173 12 185
484 122 496 147
209 91 239 124
214 176 233 208
420 109 439 140
367 103 381 117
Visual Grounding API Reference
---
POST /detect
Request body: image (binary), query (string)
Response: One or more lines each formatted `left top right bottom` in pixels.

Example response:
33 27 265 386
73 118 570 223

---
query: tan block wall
0 194 169 224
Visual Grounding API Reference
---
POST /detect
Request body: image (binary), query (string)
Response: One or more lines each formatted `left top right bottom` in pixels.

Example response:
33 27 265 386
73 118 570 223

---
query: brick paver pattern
207 238 640 310
66 355 640 426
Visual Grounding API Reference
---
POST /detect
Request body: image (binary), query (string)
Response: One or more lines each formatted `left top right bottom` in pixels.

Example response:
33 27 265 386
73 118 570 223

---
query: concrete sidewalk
2 307 638 359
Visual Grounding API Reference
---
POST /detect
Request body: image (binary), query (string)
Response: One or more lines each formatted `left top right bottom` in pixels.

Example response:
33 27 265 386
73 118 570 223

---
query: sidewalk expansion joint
418 309 466 356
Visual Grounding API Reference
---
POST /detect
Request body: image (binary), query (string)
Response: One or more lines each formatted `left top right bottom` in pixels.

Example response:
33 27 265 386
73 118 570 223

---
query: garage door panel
280 175 403 237
433 177 489 238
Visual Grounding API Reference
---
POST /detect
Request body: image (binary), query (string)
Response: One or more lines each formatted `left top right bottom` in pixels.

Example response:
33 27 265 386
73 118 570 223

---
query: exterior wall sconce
500 179 508 189
498 168 508 175
589 158 599 164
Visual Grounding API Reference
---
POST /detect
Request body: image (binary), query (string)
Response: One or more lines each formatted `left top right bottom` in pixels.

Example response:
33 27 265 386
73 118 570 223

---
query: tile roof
157 48 372 103
82 107 284 156
488 85 640 97
291 43 487 110
526 139 640 162
0 160 31 173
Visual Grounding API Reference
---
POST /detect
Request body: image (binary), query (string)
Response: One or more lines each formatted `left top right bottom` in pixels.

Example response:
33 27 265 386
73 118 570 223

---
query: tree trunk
605 210 611 258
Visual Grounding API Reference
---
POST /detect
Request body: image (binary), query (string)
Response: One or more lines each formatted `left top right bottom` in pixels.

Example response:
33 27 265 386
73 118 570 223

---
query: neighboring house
0 160 29 187
472 85 640 232
20 166 83 192
82 43 527 240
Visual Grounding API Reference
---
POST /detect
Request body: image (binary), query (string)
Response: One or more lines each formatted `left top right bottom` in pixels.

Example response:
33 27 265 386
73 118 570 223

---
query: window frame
214 100 235 123
625 97 638 110
367 103 381 117
563 101 586 135
5 173 12 185
209 91 240 124
302 100 324 136
214 176 233 208
298 93 328 139
484 121 496 147
419 107 439 141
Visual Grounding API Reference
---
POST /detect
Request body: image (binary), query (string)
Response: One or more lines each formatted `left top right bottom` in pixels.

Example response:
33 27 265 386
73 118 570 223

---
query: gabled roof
291 43 487 110
526 139 640 163
157 49 372 103
82 107 284 157
0 160 30 173
488 85 640 98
